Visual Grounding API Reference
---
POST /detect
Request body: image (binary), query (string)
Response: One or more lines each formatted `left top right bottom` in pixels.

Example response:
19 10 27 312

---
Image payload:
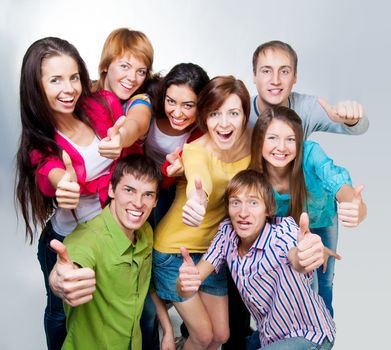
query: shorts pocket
152 250 176 268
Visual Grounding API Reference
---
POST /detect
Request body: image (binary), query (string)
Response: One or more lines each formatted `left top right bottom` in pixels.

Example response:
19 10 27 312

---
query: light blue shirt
274 140 352 228
249 92 369 139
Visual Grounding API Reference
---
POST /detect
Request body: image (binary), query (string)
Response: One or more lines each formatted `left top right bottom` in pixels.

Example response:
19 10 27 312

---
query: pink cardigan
31 90 124 207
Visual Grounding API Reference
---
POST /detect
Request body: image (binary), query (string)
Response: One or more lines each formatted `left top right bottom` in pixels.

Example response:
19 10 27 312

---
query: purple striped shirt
203 217 336 347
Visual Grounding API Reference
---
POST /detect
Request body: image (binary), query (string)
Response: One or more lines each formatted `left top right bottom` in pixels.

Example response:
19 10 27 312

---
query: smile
126 209 143 218
120 80 134 91
216 130 233 140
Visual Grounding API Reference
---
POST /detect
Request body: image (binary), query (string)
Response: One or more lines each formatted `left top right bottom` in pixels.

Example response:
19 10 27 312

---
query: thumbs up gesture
182 177 207 227
56 151 80 209
99 115 126 159
49 239 96 307
294 213 324 273
338 185 366 227
177 247 201 293
318 97 364 126
166 147 184 178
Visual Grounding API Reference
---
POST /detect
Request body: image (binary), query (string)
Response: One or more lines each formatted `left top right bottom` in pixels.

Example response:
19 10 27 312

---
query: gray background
1 0 389 349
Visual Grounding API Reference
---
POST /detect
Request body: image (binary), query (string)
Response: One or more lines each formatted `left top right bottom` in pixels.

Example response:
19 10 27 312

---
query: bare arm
150 292 175 350
120 103 151 148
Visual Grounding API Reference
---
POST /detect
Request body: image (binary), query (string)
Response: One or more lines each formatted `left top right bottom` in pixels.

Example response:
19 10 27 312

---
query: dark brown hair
249 106 307 223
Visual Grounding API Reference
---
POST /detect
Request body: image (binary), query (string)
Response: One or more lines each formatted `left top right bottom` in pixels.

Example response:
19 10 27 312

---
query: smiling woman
152 76 252 350
15 36 126 350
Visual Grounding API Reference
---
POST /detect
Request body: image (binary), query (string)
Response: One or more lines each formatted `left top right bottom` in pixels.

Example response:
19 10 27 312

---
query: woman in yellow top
153 76 252 350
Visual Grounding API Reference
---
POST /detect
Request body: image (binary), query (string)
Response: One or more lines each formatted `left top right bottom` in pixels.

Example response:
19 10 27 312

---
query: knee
189 328 214 348
213 327 230 345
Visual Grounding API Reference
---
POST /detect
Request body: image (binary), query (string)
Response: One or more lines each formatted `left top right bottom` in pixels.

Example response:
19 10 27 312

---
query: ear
108 183 115 199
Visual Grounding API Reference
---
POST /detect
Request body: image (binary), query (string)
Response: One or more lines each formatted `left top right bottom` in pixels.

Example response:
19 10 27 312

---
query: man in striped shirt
177 170 335 349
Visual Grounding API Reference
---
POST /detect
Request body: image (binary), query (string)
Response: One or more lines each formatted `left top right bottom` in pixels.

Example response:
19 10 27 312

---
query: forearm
150 292 174 337
120 105 151 148
48 168 66 189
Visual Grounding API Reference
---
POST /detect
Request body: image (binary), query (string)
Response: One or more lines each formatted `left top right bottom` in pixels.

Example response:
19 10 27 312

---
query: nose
173 106 182 117
239 204 249 218
127 69 136 82
219 113 229 127
277 138 286 151
63 79 75 93
271 71 280 85
133 194 143 208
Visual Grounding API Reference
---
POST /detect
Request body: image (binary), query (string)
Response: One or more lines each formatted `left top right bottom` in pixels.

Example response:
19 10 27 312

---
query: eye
120 63 129 70
287 137 296 142
230 110 239 117
49 77 60 84
250 200 259 206
229 199 240 207
266 136 277 141
137 69 147 77
184 103 195 110
210 111 219 117
261 68 271 74
70 74 80 82
124 187 135 193
165 97 175 106
281 69 291 75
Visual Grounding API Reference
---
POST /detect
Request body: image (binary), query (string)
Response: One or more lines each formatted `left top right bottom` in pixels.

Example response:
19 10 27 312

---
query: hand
178 247 201 292
160 332 175 350
296 213 324 272
322 247 342 273
166 147 184 177
338 185 366 227
182 177 207 226
98 115 126 159
49 239 96 307
55 151 80 209
318 97 364 126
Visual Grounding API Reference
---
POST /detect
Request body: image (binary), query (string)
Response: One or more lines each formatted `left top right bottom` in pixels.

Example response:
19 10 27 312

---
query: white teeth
59 97 74 102
121 81 133 90
126 210 142 217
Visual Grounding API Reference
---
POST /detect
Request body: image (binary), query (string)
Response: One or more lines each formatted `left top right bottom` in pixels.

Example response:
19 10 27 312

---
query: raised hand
56 151 80 209
338 185 366 227
178 247 201 292
182 177 207 227
49 239 96 307
296 213 324 272
166 147 184 177
99 115 126 159
318 97 364 126
322 247 342 273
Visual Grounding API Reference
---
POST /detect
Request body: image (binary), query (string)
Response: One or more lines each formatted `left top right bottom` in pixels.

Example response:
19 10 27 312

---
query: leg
37 222 67 350
199 292 229 348
311 217 338 318
140 293 160 350
222 272 252 350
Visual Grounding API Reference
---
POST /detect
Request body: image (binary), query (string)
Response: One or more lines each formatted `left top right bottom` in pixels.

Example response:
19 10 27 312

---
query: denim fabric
140 293 160 350
152 249 227 302
37 221 66 350
311 216 338 318
247 331 334 350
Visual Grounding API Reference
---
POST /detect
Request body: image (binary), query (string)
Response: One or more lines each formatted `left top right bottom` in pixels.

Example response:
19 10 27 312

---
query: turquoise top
274 140 352 228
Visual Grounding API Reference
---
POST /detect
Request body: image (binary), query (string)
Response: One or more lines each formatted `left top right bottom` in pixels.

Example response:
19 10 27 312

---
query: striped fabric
203 217 336 347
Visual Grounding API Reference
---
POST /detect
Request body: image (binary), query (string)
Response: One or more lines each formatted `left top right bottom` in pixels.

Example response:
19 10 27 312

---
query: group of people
15 27 368 350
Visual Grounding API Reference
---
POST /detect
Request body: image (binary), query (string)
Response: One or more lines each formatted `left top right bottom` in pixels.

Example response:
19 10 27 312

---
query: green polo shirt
62 206 153 350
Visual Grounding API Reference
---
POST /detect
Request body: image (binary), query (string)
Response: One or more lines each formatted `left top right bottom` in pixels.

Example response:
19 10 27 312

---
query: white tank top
145 119 193 167
51 133 113 236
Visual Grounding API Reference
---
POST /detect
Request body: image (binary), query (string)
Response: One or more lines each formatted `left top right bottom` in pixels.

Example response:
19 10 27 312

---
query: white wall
1 0 389 348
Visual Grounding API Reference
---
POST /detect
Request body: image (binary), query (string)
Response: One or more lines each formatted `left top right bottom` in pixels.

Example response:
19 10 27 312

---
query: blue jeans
247 331 334 350
37 221 66 350
311 217 338 318
140 293 160 350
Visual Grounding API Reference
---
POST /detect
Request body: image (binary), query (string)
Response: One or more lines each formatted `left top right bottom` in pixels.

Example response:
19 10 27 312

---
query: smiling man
248 40 369 138
49 154 161 350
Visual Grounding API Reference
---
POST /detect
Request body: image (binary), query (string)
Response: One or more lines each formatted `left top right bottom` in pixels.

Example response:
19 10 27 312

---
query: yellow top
154 142 250 253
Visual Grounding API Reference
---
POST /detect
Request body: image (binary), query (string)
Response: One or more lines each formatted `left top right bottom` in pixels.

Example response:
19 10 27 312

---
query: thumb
62 150 75 182
298 212 310 239
317 97 337 118
108 115 125 139
166 146 181 164
50 239 72 265
353 185 364 203
180 247 195 266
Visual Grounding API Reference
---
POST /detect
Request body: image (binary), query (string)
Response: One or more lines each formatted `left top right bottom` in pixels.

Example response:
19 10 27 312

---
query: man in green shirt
49 154 161 350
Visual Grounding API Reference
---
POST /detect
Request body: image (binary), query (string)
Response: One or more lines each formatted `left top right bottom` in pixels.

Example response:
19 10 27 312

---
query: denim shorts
152 249 227 302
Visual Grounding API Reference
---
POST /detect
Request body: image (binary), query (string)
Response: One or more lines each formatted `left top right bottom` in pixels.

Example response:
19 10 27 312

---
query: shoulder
137 221 154 244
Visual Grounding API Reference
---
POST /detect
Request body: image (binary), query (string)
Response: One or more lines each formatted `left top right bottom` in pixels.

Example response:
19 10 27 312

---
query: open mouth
58 97 75 106
126 209 143 218
170 116 190 127
236 220 251 230
216 130 233 141
120 81 134 92
268 88 283 96
272 153 288 160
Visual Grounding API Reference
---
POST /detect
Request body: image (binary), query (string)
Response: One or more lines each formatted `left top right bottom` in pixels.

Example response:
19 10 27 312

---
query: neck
55 113 80 133
238 236 256 257
257 95 289 114
266 163 291 193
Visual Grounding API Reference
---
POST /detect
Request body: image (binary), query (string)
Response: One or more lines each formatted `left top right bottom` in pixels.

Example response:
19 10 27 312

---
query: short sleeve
64 227 97 269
